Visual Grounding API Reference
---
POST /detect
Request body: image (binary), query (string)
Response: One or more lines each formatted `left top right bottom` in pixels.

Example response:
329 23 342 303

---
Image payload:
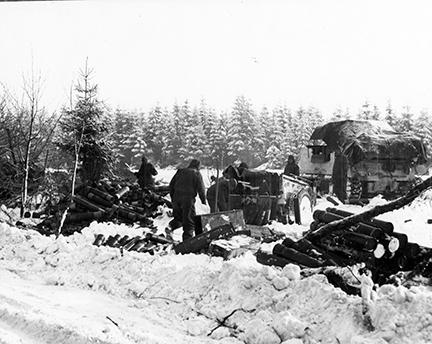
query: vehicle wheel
295 190 313 225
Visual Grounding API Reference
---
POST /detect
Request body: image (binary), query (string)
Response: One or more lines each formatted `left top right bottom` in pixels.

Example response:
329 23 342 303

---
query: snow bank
1 185 432 343
2 207 432 343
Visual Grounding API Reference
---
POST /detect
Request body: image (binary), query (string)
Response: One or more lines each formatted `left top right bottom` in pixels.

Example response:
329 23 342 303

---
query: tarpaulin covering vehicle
299 120 428 199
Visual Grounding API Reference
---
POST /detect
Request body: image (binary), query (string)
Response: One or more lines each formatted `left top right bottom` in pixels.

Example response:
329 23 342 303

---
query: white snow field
1 175 432 343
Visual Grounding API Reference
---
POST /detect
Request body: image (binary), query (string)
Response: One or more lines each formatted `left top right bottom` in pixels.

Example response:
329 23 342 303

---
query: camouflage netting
310 120 427 165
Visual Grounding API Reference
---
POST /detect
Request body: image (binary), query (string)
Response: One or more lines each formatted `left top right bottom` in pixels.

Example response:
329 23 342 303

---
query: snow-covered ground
1 171 432 343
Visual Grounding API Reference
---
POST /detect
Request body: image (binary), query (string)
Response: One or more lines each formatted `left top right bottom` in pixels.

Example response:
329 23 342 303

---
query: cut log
87 193 113 208
145 233 174 245
65 211 104 224
313 210 342 223
341 232 377 251
115 186 130 200
116 235 130 247
318 237 376 267
93 234 105 246
382 235 400 253
353 223 384 240
72 195 106 212
130 239 148 252
174 223 235 254
273 244 323 268
255 250 293 268
86 186 115 203
122 236 141 251
405 242 420 259
326 207 394 234
391 232 408 252
306 176 432 240
282 237 338 265
105 234 121 247
373 244 385 259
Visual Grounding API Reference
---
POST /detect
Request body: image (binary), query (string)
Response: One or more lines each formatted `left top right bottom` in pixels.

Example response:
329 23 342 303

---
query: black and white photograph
0 0 432 343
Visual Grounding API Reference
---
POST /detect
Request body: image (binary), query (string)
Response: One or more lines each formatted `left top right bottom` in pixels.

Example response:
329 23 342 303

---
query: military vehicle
224 166 316 225
299 120 428 200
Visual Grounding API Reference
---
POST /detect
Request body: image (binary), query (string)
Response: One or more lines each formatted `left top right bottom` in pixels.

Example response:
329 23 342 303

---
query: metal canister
93 234 105 246
130 239 148 252
116 235 130 248
122 236 141 251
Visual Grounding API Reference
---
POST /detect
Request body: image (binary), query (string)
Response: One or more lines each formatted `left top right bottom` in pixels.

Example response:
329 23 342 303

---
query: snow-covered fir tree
130 112 147 168
384 102 397 129
112 109 139 174
357 101 372 120
265 144 281 168
414 110 432 159
227 96 256 164
254 106 272 164
395 106 415 133
57 65 114 184
371 105 381 120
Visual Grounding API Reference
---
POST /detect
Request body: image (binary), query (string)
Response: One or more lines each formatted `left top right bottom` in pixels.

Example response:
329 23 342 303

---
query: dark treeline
2 67 431 212
112 98 432 172
2 67 432 202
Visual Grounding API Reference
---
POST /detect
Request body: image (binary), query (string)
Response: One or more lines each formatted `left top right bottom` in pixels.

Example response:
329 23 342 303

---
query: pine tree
384 102 397 129
209 111 229 165
413 110 432 159
112 109 137 172
371 105 381 120
131 112 147 167
184 107 206 160
199 99 213 165
160 107 176 167
227 96 256 164
167 102 183 165
177 100 193 161
396 106 415 133
58 64 114 185
357 101 372 120
265 144 281 168
254 106 271 165
146 105 169 164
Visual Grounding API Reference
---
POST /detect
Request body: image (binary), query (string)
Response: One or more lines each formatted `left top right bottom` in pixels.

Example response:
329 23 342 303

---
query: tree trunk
21 112 35 217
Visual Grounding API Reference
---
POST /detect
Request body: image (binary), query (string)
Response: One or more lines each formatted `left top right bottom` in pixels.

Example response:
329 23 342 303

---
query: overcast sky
1 0 432 116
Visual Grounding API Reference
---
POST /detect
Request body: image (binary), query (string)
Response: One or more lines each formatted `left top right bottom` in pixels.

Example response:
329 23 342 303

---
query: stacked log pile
256 177 432 284
256 207 432 284
311 208 419 273
36 181 171 235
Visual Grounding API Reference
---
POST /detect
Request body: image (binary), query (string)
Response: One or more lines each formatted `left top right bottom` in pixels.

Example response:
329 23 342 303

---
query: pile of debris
312 209 417 270
85 209 282 259
258 208 426 277
92 232 174 255
35 181 171 235
256 174 432 285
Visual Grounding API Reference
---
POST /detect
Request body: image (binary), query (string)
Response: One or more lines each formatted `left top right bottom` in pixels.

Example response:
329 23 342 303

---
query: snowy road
0 270 220 344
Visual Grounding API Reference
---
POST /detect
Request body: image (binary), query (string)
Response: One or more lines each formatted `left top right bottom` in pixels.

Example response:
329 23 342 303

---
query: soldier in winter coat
283 155 300 176
206 173 237 213
168 159 207 241
332 152 349 202
135 155 158 189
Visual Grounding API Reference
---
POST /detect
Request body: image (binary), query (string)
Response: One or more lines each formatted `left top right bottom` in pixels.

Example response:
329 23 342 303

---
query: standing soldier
168 159 207 241
135 155 158 190
206 172 236 213
283 155 300 176
332 151 349 202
